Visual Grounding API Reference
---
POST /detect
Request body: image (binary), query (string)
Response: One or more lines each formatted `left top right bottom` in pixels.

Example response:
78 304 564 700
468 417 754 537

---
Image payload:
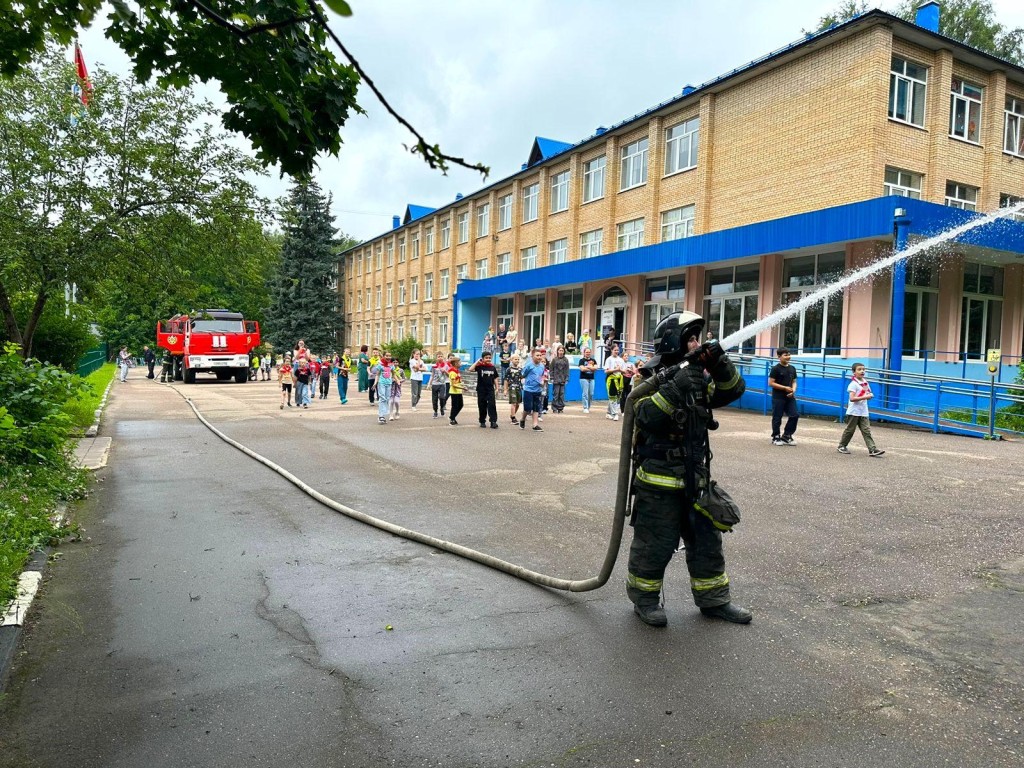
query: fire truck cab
156 309 260 384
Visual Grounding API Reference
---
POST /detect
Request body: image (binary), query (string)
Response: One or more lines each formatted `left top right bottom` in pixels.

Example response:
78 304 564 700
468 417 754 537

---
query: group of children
277 340 353 410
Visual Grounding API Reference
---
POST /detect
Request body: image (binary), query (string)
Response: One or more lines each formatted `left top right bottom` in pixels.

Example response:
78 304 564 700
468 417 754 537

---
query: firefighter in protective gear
158 349 174 383
627 311 752 627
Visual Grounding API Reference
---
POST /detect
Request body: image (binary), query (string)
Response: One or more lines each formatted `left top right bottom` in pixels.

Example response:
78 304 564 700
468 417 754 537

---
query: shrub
0 301 96 371
382 336 422 368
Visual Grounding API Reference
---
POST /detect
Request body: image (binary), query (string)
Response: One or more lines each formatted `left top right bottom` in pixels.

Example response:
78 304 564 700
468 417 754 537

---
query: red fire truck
156 309 260 384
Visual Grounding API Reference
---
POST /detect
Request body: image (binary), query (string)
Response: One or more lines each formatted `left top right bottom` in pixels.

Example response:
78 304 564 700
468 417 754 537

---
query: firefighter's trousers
627 488 731 609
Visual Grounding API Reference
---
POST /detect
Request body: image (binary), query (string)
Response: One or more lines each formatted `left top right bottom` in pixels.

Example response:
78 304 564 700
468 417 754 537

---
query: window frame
582 155 606 203
616 218 645 251
619 137 648 191
475 258 488 280
440 268 450 298
548 238 568 265
660 205 696 242
425 273 434 301
1004 96 1024 157
550 170 570 213
457 212 469 244
498 193 513 230
522 183 539 223
944 181 978 211
888 56 928 128
950 76 983 144
441 217 451 249
664 116 699 176
884 166 923 199
580 229 603 259
496 252 511 275
410 276 419 303
476 202 490 237
520 245 538 271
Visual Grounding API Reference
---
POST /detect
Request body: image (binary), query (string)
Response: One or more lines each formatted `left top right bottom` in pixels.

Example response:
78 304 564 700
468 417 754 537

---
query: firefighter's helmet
645 311 705 370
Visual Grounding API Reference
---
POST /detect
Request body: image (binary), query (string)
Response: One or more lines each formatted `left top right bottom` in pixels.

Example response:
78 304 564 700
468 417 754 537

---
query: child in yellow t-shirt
447 354 464 425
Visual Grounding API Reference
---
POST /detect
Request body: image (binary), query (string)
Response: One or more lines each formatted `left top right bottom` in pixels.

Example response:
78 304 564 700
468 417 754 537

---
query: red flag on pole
74 42 92 105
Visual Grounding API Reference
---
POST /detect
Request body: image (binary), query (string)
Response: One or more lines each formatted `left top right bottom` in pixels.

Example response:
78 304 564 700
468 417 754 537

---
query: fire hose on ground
168 373 663 592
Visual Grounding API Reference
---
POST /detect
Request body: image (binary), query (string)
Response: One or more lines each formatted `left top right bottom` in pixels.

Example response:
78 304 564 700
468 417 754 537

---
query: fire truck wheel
234 368 248 384
183 368 196 384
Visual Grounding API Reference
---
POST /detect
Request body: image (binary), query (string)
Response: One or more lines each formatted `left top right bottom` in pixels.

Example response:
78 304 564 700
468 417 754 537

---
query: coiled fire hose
168 374 663 592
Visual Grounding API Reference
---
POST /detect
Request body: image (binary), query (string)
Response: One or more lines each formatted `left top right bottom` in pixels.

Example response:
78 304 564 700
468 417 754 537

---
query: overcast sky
78 0 1024 241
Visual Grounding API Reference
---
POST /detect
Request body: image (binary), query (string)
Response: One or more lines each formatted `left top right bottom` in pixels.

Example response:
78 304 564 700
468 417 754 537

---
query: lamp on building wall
492 235 499 242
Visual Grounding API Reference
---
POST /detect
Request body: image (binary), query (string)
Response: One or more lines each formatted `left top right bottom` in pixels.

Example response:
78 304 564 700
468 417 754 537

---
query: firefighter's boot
633 603 668 627
700 602 752 624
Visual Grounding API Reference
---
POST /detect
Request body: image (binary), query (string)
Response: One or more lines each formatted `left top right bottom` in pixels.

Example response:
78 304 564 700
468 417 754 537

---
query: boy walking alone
769 347 798 445
838 363 885 457
469 351 499 429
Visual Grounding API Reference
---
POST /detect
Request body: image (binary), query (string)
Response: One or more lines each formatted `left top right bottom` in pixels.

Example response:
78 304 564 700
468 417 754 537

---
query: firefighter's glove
692 341 725 370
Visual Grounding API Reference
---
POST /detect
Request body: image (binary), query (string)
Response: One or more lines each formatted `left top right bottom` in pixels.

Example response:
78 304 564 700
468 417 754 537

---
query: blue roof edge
454 196 1024 301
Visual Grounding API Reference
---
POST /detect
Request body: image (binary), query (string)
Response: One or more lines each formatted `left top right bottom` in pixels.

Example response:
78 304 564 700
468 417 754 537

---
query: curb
84 377 115 438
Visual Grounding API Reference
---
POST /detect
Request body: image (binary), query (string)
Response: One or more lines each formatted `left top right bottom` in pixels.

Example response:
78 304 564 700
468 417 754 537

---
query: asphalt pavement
1 375 1022 767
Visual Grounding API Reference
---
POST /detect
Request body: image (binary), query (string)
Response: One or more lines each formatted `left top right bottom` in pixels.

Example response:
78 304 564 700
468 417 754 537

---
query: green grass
63 363 117 432
940 407 1024 433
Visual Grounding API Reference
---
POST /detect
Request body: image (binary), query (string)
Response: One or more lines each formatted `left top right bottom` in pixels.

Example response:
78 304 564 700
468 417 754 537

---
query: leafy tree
0 45 267 358
0 1 487 177
809 0 1024 65
265 180 351 354
383 336 421 369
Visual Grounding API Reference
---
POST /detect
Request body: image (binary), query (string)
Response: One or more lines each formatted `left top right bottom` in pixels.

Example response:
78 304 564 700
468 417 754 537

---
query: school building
341 3 1024 380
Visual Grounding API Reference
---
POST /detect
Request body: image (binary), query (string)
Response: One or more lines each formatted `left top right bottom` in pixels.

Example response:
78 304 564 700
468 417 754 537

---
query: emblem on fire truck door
247 335 252 344
167 335 178 345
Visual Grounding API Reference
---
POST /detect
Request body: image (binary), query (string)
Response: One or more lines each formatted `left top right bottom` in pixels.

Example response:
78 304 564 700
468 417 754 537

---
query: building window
457 212 469 244
357 292 362 311
779 253 845 354
398 280 406 305
889 56 927 127
950 77 983 143
456 263 468 282
440 268 450 298
498 193 513 230
496 298 514 333
945 181 978 211
375 286 381 309
1000 193 1024 222
550 170 569 213
365 288 370 309
379 245 386 270
703 264 760 353
411 233 420 260
439 316 449 345
397 320 404 339
582 155 606 203
441 217 451 249
399 238 406 263
425 226 434 254
409 319 417 340
411 276 419 303
661 205 695 242
496 252 511 275
476 203 490 237
522 183 539 223
524 293 545 347
520 246 538 271
616 218 645 251
580 229 602 259
386 284 393 307
1004 96 1024 157
423 318 432 346
645 273 687 344
374 322 381 346
664 116 699 175
961 263 1003 359
548 238 568 265
475 258 488 279
385 321 392 343
884 167 922 199
356 253 363 274
903 260 939 357
425 273 434 301
556 288 583 342
619 137 648 191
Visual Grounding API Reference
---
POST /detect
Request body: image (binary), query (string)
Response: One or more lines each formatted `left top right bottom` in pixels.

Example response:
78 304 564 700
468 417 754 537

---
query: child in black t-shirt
498 344 511 393
469 351 500 428
768 347 798 445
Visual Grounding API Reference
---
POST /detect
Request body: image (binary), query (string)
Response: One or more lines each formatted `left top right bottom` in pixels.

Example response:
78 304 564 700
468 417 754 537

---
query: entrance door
596 286 629 358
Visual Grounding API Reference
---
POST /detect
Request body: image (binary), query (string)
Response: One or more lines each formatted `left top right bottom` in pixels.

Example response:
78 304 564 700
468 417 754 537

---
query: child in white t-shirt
837 363 884 457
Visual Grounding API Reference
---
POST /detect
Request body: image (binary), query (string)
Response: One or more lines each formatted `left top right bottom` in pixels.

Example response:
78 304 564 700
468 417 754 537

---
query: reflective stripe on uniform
690 573 729 591
694 503 734 531
635 466 686 489
716 370 741 391
651 391 674 415
626 572 663 592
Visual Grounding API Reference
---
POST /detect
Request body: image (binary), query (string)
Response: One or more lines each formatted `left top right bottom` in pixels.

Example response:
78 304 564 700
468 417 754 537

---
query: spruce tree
265 180 343 356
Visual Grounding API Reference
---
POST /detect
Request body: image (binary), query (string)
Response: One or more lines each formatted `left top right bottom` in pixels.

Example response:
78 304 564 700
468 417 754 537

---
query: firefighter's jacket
632 356 745 495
